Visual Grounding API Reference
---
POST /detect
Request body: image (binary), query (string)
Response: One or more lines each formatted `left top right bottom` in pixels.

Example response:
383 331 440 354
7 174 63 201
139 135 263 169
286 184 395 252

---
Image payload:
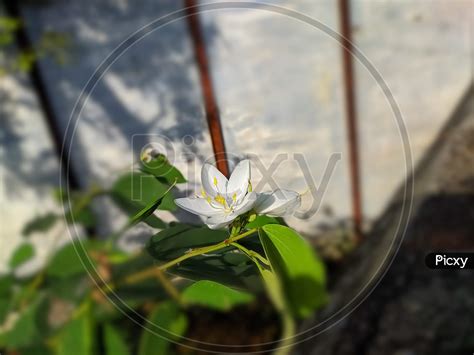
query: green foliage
50 187 99 228
3 154 330 355
0 15 70 75
0 17 20 32
0 17 20 48
138 301 188 355
9 243 35 268
48 274 89 302
146 225 259 288
35 31 71 65
259 224 328 318
22 213 58 236
182 280 254 311
111 253 170 306
245 215 281 229
0 294 48 348
0 274 13 295
259 268 286 313
141 154 186 184
111 171 177 228
46 240 96 279
0 275 13 323
65 206 96 228
0 299 10 324
54 302 94 355
104 324 130 355
146 224 227 261
127 183 174 228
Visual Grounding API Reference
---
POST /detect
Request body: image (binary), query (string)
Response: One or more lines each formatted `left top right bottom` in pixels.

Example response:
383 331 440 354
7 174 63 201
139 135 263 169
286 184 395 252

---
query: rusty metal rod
184 0 230 177
338 0 363 240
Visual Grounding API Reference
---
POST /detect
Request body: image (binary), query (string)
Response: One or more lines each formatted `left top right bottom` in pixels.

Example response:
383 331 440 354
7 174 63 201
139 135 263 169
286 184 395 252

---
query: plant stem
121 228 258 285
231 242 295 355
151 268 183 305
276 313 296 355
159 228 257 270
230 242 270 266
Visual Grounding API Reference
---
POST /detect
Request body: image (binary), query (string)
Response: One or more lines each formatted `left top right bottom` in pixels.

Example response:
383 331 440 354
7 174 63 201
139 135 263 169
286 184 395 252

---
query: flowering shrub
0 155 327 354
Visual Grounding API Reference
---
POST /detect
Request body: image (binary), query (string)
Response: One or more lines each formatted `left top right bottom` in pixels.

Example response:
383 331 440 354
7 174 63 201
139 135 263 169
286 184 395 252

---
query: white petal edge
226 159 250 203
205 213 236 230
254 189 301 217
175 197 221 217
201 163 228 198
233 191 257 216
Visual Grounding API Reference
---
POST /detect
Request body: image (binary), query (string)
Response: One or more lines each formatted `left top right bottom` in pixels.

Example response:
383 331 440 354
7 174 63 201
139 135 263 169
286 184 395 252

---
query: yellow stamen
232 193 237 202
201 188 207 198
214 195 226 206
213 177 218 186
300 186 312 196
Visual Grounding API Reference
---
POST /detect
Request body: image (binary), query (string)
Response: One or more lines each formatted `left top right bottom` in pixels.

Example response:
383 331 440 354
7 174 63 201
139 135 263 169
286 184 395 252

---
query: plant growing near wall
0 16 70 76
0 156 327 355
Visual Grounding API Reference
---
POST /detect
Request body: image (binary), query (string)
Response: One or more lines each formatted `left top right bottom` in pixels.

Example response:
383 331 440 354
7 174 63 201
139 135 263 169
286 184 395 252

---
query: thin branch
230 242 270 266
121 228 258 286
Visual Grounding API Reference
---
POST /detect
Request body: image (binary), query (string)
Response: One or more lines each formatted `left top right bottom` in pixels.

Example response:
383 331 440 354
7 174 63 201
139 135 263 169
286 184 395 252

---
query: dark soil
174 301 280 354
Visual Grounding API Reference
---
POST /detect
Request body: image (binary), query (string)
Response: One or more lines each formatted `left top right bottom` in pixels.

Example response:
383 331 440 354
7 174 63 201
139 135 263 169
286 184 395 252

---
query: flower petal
233 191 257 215
226 159 250 203
175 197 222 217
201 163 228 198
205 213 236 230
254 189 301 217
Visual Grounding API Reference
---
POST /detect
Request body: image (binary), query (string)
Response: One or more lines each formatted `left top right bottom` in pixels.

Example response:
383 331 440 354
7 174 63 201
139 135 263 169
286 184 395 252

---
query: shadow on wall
0 77 59 197
16 0 220 185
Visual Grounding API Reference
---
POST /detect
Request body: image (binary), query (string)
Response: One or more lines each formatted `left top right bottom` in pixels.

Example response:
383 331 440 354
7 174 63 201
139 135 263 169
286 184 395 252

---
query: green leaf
22 213 58 236
53 188 96 227
46 240 96 278
138 301 187 355
259 269 286 312
0 275 13 323
0 298 11 324
245 216 281 229
170 257 258 290
107 249 132 265
14 345 52 355
9 243 35 268
146 224 227 261
127 185 173 228
65 207 96 227
141 154 186 184
146 225 261 289
111 172 175 227
3 295 48 348
182 280 254 311
0 274 13 296
104 323 130 355
259 225 327 318
47 274 89 302
0 17 21 31
55 302 94 355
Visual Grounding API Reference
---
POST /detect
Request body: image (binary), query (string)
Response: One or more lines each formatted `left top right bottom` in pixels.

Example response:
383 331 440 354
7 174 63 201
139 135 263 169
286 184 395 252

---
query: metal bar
3 0 81 189
338 0 363 240
184 0 230 177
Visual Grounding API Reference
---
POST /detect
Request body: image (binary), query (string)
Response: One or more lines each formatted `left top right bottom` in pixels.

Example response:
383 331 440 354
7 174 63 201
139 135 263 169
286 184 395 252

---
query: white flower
175 159 302 229
254 189 301 217
175 160 256 229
